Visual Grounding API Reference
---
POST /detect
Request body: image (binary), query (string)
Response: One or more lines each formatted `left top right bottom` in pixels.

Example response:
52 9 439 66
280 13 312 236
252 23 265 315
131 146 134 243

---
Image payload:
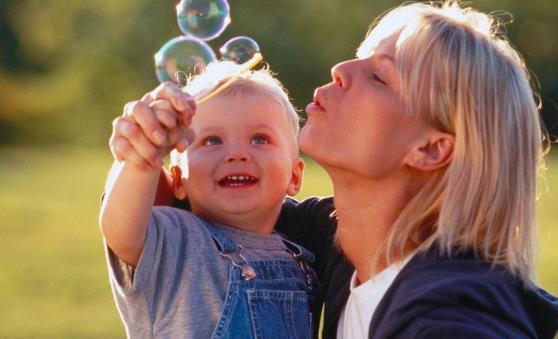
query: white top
336 255 413 339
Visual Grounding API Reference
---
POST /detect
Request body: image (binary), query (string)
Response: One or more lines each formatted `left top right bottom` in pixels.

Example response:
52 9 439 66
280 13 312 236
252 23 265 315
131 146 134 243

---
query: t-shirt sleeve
105 206 190 295
104 207 198 334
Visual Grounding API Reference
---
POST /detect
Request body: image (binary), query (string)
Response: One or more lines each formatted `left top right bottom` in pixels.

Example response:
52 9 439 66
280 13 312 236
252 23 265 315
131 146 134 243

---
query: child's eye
203 136 223 146
250 134 269 145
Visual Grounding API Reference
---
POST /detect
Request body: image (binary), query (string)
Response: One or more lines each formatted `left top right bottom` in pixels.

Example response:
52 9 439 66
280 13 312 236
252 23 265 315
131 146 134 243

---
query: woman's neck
330 169 420 284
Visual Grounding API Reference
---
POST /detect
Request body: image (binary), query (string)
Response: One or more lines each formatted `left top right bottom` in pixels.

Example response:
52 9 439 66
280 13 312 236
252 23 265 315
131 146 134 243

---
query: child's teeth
224 175 256 182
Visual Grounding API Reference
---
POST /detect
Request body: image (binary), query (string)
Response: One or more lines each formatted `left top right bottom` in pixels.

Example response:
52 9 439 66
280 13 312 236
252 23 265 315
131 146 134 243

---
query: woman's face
299 31 429 180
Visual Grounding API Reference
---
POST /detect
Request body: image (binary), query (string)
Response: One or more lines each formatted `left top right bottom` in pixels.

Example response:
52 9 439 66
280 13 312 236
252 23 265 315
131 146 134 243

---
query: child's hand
148 98 195 152
110 82 196 171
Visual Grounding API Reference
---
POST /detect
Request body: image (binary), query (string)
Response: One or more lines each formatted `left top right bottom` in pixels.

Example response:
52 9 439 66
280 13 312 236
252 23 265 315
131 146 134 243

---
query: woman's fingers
112 117 163 168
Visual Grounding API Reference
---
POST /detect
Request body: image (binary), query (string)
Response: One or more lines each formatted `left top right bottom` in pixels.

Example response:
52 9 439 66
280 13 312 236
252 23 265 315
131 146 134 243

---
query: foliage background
0 0 556 337
1 0 557 144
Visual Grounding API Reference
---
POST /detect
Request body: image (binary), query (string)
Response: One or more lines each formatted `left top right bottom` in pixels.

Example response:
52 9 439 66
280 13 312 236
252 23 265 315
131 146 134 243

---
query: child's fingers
124 147 155 172
149 100 180 130
124 100 167 146
169 127 195 152
110 136 151 171
149 99 173 110
109 133 128 163
115 118 164 168
154 108 178 130
178 109 194 129
146 82 196 116
110 134 152 171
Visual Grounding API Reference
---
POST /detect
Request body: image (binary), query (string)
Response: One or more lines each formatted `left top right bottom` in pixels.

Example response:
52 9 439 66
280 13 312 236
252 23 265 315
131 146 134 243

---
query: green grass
0 146 556 338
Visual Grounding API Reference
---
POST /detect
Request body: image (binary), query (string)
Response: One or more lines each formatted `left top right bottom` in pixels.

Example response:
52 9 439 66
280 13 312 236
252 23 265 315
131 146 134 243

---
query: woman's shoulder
370 246 558 339
275 196 336 241
281 196 335 216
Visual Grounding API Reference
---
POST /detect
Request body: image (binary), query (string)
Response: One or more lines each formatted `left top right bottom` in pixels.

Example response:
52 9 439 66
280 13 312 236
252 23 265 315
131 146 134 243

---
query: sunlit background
1 0 557 337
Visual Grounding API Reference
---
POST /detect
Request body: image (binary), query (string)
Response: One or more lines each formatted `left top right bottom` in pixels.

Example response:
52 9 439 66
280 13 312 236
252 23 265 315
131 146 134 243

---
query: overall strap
275 232 318 288
201 218 237 253
275 232 316 263
201 218 257 280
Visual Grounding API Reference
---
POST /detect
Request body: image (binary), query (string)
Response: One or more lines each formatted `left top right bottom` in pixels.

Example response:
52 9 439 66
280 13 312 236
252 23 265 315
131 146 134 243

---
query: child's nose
225 145 251 162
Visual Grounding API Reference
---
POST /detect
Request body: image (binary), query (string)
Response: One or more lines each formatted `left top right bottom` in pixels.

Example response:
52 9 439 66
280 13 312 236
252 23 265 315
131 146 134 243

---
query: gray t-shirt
105 206 297 339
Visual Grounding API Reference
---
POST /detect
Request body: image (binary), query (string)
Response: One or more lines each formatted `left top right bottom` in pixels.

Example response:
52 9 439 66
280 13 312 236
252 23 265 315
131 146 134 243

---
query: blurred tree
0 0 556 147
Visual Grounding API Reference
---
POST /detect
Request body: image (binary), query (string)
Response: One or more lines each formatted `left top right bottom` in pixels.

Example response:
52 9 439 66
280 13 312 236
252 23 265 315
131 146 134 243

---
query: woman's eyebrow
366 53 395 69
376 53 395 62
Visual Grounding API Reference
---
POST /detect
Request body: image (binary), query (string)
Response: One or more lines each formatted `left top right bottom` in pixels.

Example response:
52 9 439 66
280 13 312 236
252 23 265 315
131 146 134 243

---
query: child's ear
170 165 188 200
173 177 188 200
404 130 454 171
287 157 305 196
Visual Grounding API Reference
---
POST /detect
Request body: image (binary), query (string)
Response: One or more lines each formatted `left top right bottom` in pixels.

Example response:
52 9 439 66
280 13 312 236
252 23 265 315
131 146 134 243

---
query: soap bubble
219 36 260 64
176 0 231 41
154 36 217 84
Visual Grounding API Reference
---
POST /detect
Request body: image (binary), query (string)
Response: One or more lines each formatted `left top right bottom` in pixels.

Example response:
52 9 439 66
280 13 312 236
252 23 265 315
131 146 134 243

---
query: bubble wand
170 52 263 190
196 52 262 104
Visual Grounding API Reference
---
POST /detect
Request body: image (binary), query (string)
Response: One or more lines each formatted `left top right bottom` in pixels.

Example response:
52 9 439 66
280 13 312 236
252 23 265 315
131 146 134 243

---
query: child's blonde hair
358 2 547 283
171 61 300 172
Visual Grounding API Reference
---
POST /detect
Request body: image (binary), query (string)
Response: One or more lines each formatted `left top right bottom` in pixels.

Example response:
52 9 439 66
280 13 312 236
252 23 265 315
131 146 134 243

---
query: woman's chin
298 126 316 155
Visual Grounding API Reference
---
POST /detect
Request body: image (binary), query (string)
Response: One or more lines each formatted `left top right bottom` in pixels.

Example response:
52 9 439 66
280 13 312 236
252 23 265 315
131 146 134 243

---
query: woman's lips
305 101 325 114
306 90 326 114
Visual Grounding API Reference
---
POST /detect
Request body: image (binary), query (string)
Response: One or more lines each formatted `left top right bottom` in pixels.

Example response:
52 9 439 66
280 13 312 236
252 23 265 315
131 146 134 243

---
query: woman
109 2 558 338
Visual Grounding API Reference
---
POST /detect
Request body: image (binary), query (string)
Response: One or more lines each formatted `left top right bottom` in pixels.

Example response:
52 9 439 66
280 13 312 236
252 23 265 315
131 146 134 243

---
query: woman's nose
331 60 353 89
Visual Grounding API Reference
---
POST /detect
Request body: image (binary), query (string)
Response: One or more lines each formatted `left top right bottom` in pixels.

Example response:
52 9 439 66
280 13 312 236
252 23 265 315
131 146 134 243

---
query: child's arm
100 82 195 266
100 162 161 266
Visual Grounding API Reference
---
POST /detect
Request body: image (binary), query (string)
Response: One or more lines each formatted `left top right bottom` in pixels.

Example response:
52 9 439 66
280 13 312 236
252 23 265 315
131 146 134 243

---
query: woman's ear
287 157 305 196
404 130 454 171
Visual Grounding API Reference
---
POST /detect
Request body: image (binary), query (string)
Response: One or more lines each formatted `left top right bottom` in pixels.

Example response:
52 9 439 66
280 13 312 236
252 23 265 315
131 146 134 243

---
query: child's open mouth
218 175 258 188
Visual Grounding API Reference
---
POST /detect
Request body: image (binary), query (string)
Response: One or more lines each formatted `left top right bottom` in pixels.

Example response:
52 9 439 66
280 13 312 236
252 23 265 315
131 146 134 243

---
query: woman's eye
371 72 387 85
251 135 269 145
203 136 222 146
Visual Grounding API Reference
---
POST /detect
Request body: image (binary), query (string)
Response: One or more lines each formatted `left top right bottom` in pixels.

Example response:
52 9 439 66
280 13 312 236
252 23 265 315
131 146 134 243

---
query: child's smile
217 174 258 188
183 91 302 232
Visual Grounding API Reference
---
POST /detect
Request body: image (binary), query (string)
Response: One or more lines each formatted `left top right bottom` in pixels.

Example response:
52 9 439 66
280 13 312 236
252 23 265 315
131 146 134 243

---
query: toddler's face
184 92 301 227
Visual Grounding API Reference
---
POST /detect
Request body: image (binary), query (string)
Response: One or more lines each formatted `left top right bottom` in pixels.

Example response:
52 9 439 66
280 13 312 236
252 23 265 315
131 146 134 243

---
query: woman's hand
110 82 196 171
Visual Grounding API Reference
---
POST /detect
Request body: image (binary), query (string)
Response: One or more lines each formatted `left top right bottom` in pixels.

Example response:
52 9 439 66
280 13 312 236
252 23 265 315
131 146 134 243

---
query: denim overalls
203 221 319 339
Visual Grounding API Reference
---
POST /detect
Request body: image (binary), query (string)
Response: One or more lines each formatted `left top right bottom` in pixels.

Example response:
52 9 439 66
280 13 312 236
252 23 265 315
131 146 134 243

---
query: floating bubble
154 36 217 84
176 0 231 41
219 36 260 64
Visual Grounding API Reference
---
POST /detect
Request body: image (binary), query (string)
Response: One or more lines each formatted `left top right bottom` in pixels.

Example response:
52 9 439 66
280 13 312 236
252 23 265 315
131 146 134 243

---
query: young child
99 61 319 338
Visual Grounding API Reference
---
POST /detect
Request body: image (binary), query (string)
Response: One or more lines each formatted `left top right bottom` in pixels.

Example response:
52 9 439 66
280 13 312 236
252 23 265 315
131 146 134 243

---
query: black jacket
276 197 558 339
